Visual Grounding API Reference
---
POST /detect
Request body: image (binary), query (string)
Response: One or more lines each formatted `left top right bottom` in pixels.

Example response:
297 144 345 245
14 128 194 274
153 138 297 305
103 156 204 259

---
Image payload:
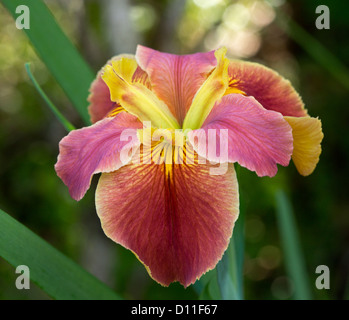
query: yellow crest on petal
102 58 180 129
182 47 230 130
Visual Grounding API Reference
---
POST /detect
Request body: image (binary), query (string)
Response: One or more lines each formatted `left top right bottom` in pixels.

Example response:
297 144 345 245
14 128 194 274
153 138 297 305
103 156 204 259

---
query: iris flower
55 45 323 287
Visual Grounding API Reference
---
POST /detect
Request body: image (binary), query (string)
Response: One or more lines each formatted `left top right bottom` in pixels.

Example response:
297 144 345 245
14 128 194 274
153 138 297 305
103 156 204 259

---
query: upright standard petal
96 153 239 287
284 116 323 176
188 94 294 177
88 54 150 123
102 59 180 129
226 60 307 117
55 112 142 201
136 45 217 125
88 69 117 124
183 47 230 130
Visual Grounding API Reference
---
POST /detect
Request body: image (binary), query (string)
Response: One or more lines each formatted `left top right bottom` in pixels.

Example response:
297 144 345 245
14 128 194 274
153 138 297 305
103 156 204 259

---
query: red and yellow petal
102 58 180 129
284 116 323 176
95 155 239 287
88 54 150 123
55 112 142 201
136 45 217 125
183 47 230 130
226 60 307 117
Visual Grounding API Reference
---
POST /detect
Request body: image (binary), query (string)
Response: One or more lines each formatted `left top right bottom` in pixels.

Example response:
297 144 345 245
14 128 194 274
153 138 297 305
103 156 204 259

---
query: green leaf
232 190 245 298
216 241 240 300
198 282 212 300
1 0 94 125
275 191 312 300
216 216 244 300
0 209 121 300
25 62 75 132
199 270 222 300
215 165 245 300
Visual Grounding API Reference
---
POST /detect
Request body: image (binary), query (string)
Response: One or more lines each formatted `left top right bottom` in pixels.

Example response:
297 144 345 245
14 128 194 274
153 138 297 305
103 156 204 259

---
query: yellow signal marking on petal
136 128 196 180
224 86 246 95
182 47 230 130
106 105 125 118
224 78 246 96
102 62 180 129
284 116 324 176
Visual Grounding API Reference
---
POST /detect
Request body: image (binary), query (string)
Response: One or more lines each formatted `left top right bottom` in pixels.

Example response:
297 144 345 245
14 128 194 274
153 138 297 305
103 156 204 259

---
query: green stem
25 63 75 132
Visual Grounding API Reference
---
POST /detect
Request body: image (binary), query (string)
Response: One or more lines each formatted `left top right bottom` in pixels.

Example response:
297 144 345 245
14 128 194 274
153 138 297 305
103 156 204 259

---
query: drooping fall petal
88 54 150 123
95 154 239 287
188 94 294 177
55 112 142 201
135 45 217 125
284 116 323 176
226 60 307 117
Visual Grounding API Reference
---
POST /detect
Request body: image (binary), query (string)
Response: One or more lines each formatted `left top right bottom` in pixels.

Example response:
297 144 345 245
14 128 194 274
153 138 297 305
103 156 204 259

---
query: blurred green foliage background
0 0 348 300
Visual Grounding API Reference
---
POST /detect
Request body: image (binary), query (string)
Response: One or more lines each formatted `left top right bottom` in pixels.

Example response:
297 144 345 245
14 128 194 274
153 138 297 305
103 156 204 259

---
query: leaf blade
0 209 121 300
216 165 245 300
1 0 94 125
275 190 312 300
216 241 240 300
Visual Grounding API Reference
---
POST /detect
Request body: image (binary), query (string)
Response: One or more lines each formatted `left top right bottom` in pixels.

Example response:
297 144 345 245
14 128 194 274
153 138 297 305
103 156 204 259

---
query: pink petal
188 94 294 177
87 68 117 124
135 45 217 125
227 60 307 117
96 157 239 287
55 112 142 201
